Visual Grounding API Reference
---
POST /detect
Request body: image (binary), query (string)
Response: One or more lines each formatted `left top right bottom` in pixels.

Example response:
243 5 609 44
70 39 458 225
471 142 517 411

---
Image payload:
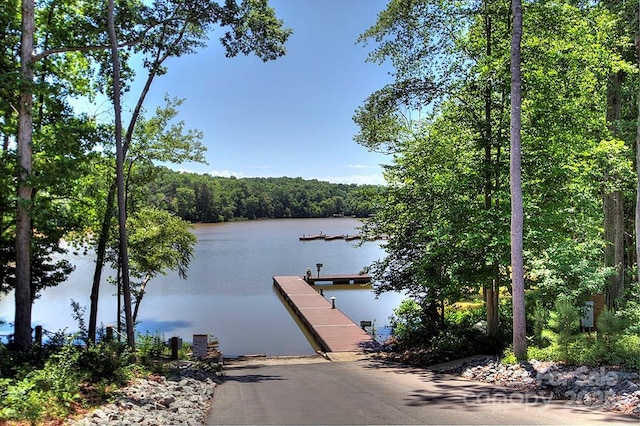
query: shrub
0 343 82 423
0 336 139 423
597 307 626 338
618 299 640 334
0 378 44 423
389 299 427 347
530 300 549 348
613 335 640 370
0 344 48 379
78 340 134 384
541 297 581 361
137 331 169 360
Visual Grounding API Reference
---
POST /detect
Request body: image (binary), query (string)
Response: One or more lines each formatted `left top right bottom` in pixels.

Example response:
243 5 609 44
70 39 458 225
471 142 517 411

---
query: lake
0 218 404 356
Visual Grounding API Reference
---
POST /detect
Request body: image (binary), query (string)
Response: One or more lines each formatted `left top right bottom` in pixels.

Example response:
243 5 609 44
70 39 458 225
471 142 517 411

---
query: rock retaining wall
67 361 221 426
436 357 639 418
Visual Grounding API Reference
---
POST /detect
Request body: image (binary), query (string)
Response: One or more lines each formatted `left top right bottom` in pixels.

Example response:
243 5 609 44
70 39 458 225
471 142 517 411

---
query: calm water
0 218 403 356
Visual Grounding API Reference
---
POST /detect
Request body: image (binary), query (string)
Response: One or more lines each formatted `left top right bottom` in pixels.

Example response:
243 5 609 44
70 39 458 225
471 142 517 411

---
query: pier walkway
273 276 378 353
305 274 371 285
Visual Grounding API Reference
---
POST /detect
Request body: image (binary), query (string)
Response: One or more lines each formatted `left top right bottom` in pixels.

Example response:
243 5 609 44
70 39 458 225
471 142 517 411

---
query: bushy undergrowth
502 334 640 370
387 300 511 365
389 296 640 371
501 300 640 370
0 334 154 424
136 331 193 374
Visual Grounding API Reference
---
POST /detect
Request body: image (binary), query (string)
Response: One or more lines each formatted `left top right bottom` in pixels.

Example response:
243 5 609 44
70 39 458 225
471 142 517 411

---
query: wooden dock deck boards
273 276 378 353
305 274 371 285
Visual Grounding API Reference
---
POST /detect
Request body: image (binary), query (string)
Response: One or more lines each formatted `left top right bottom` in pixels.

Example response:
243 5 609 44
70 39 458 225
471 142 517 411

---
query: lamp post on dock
330 296 336 309
316 263 323 279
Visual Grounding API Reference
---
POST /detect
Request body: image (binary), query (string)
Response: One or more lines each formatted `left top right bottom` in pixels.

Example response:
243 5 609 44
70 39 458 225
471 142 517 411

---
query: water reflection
0 218 403 356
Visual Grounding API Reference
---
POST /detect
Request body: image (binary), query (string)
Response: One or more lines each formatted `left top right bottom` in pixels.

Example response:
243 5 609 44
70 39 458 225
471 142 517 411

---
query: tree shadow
360 356 639 422
219 362 286 384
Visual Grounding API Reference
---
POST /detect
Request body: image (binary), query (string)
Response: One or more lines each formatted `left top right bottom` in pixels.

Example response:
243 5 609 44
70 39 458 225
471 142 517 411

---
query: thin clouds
207 169 246 178
348 164 379 170
176 167 385 185
311 174 386 186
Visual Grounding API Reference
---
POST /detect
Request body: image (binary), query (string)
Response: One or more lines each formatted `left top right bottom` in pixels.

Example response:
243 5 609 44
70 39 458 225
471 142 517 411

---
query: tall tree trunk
108 0 135 348
485 279 499 337
510 0 526 360
87 26 161 343
88 181 116 343
14 0 35 349
605 70 626 309
132 274 152 325
1 113 10 245
483 5 499 338
610 190 624 306
636 29 640 288
117 262 122 338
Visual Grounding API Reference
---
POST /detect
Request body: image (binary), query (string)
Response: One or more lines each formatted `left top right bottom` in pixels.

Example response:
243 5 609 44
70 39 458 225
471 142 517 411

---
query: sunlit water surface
0 218 403 356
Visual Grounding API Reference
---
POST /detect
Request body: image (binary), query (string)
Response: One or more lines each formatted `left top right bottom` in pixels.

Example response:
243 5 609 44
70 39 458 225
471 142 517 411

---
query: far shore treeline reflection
145 167 384 222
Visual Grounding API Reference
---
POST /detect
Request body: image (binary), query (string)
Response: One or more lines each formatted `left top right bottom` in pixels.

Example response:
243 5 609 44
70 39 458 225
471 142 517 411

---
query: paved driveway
207 356 635 425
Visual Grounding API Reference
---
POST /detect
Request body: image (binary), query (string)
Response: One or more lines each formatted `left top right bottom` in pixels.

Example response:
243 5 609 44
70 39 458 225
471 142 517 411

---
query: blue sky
124 0 393 185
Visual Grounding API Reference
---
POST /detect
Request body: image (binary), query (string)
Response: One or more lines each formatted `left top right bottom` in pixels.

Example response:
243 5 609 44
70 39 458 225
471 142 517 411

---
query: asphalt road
206 356 636 425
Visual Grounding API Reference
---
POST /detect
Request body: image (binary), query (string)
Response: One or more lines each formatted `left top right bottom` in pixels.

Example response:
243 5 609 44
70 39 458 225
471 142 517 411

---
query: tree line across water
146 168 384 222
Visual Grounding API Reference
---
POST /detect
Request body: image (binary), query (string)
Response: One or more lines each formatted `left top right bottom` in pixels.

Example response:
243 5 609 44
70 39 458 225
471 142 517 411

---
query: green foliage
145 169 383 222
70 299 89 343
389 299 425 345
596 308 626 339
608 335 640 370
0 377 44 423
595 307 626 359
0 337 137 423
501 344 556 365
550 334 640 370
530 300 549 348
618 298 640 334
500 349 518 365
542 297 581 359
136 331 170 363
219 0 293 62
390 302 510 365
127 208 196 280
78 340 134 384
356 0 635 366
0 344 48 379
512 300 640 369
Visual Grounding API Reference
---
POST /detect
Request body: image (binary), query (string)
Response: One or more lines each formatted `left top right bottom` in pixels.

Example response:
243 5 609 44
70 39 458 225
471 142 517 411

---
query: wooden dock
299 233 325 241
323 234 345 240
305 274 371 285
273 276 379 353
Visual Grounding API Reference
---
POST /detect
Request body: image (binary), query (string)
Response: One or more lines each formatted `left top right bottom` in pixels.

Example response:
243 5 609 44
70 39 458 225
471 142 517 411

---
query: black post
170 336 180 360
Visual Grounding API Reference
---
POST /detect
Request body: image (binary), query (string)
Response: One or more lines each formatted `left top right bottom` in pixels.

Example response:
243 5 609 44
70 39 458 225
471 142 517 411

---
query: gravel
67 355 639 424
67 361 222 426
434 356 640 418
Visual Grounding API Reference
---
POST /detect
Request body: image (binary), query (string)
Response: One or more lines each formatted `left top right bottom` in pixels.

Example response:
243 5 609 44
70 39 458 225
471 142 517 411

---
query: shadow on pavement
360 354 639 422
219 373 286 383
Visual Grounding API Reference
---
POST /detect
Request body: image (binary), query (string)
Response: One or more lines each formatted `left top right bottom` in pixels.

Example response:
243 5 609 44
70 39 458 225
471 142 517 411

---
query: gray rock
440 358 639 418
67 361 219 426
